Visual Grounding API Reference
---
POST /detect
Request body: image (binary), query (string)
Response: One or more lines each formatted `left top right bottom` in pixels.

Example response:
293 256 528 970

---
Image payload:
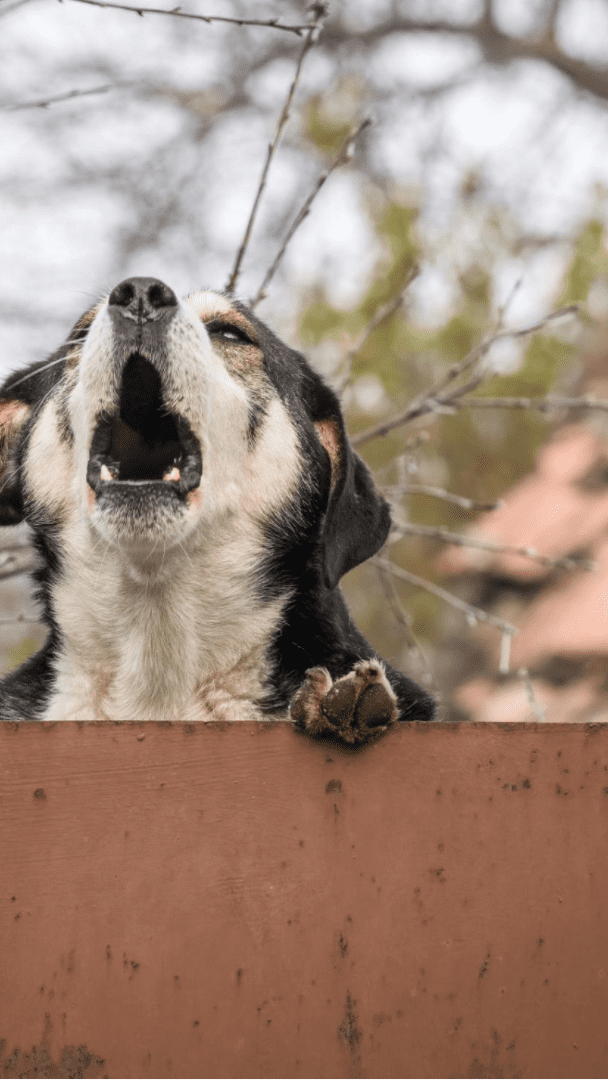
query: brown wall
1 720 608 1079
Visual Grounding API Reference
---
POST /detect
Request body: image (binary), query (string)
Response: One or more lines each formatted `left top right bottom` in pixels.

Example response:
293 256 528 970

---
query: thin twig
349 266 420 351
376 431 432 463
3 85 114 111
335 264 420 393
375 560 438 692
373 556 519 637
372 435 433 493
226 5 326 294
518 668 547 722
458 394 608 412
66 0 311 34
383 483 501 512
499 631 512 675
496 275 523 326
351 304 579 448
250 117 372 308
389 523 596 572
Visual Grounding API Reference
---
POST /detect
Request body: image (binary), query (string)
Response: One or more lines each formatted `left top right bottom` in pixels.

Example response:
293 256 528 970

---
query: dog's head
0 278 389 588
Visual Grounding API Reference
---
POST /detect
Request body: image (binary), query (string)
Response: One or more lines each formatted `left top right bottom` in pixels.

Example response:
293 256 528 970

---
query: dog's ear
0 398 30 524
307 377 391 589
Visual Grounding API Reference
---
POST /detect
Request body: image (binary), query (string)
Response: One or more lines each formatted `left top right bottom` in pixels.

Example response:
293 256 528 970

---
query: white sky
0 0 608 377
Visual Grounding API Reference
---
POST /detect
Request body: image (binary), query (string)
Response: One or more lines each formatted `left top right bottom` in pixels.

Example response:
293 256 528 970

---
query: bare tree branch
458 394 608 413
249 117 372 308
384 483 501 512
351 304 579 447
375 559 438 693
389 523 596 573
3 84 115 110
66 0 312 35
334 264 420 393
499 629 512 675
226 5 327 294
322 9 608 103
373 555 519 636
518 667 547 722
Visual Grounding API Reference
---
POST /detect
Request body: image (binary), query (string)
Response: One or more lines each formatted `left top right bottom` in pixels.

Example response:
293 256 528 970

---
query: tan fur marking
0 400 30 475
76 299 105 331
63 346 83 370
314 418 342 492
0 400 28 426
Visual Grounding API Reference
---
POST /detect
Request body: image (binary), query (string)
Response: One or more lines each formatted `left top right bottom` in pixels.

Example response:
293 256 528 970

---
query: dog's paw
290 659 399 745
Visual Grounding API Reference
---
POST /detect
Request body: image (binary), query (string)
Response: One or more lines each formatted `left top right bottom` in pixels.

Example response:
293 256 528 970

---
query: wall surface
1 720 608 1079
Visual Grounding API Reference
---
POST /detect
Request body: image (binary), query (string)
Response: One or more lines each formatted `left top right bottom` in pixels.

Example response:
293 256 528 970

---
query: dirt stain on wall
0 1016 106 1079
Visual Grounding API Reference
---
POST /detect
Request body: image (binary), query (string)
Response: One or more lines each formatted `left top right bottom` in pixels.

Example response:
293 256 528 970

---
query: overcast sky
1 0 608 378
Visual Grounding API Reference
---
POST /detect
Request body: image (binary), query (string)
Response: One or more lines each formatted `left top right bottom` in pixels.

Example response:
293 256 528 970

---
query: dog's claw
290 659 399 745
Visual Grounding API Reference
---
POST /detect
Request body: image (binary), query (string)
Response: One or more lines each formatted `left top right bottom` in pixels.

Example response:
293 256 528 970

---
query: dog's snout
108 277 178 321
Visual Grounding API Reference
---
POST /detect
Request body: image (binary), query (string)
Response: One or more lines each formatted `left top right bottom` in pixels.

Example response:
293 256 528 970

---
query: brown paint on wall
1 720 608 1078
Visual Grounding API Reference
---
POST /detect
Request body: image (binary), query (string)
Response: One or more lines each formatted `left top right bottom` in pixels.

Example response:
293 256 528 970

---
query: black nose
108 277 178 321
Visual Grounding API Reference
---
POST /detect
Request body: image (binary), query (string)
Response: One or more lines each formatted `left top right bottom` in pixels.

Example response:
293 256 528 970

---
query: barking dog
0 278 435 742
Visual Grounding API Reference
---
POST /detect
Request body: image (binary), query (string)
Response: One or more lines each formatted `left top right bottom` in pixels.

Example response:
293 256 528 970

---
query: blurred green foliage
304 78 366 156
560 220 608 305
297 137 606 664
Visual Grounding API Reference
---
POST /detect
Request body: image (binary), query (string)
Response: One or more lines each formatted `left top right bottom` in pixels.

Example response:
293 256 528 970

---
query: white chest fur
42 524 291 724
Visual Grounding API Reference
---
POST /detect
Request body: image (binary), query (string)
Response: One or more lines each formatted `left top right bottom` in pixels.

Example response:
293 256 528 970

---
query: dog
0 277 435 742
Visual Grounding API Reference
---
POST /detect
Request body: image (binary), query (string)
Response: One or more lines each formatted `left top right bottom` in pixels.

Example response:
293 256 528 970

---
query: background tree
2 0 608 711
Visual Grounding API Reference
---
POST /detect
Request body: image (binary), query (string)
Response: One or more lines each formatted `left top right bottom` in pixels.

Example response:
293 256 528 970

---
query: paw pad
290 660 398 745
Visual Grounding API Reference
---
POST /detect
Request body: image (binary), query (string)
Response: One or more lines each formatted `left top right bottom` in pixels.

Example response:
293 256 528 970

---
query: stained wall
1 721 608 1079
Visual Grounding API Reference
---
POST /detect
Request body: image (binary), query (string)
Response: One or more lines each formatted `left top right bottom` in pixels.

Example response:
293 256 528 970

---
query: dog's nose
108 277 178 321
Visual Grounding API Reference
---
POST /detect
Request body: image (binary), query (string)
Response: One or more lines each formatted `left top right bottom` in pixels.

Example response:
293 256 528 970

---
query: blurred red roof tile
454 675 600 724
510 537 608 666
438 426 608 581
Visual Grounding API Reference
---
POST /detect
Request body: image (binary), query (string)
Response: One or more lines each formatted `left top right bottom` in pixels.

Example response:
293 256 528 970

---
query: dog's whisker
4 354 72 391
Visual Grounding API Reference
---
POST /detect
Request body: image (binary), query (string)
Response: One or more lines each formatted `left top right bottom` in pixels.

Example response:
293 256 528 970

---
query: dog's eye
205 320 253 345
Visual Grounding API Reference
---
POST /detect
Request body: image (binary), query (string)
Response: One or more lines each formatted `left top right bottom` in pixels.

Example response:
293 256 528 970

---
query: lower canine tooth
164 467 181 482
100 464 113 482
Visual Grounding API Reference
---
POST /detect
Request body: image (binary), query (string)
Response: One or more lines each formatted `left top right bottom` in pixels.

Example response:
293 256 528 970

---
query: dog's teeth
100 464 113 482
164 467 181 482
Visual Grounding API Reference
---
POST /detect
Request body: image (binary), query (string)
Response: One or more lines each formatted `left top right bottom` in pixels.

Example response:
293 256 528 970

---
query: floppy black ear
0 398 30 525
310 386 391 590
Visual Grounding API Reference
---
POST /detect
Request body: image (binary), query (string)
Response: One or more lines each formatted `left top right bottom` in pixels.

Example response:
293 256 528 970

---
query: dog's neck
42 525 288 723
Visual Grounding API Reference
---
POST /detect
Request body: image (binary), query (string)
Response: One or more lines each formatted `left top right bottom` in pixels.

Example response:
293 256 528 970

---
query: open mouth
86 354 202 498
